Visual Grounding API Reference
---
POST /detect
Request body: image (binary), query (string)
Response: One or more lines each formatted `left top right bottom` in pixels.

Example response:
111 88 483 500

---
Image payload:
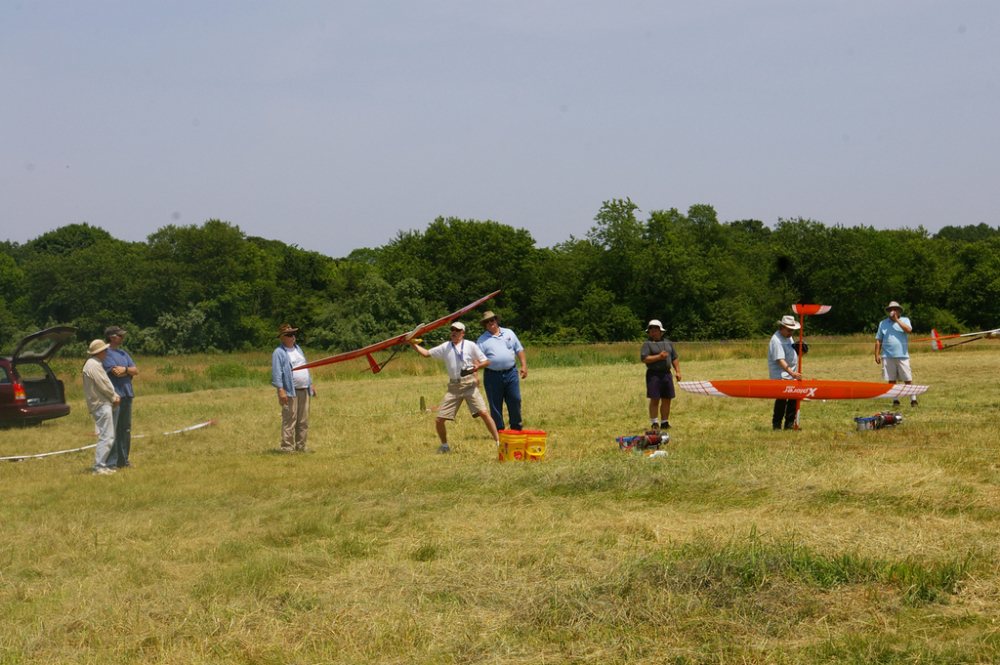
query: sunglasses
450 328 463 333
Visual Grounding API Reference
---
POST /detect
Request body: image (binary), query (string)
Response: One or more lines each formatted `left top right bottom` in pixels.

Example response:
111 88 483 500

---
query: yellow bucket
498 430 527 462
524 430 546 462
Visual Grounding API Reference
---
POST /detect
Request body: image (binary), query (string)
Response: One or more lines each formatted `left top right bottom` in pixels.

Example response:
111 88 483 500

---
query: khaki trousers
281 392 310 451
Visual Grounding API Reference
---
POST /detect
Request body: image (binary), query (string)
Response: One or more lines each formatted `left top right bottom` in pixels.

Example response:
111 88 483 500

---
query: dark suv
0 326 77 426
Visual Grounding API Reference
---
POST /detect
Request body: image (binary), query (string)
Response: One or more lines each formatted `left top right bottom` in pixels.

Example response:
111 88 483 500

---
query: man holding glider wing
409 322 500 454
768 315 802 430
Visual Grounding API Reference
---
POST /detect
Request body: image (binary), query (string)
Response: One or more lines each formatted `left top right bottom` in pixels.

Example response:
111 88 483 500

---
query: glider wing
293 290 501 373
678 379 929 400
916 328 1000 350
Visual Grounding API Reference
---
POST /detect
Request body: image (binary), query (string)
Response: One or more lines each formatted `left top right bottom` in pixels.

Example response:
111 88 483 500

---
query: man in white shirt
82 339 120 474
271 324 315 453
409 321 499 453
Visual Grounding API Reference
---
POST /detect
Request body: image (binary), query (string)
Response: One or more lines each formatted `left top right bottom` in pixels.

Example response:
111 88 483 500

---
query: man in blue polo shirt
875 300 917 407
102 325 138 468
476 311 528 431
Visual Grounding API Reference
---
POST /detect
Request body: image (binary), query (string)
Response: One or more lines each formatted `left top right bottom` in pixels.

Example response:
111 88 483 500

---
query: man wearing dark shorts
640 320 681 431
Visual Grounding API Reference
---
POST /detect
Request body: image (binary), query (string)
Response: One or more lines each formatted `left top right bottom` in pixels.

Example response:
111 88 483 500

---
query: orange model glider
293 290 501 374
679 379 929 401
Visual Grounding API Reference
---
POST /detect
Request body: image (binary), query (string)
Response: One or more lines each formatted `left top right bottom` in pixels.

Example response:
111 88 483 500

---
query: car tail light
13 382 26 403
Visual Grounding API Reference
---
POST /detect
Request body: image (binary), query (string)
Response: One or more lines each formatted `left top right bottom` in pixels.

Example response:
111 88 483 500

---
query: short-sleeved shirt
640 338 678 373
102 347 136 398
429 339 487 381
767 331 798 380
476 327 523 371
875 316 911 358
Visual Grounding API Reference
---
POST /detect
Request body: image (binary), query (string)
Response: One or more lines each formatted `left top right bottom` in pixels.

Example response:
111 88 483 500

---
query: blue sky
2 1 997 258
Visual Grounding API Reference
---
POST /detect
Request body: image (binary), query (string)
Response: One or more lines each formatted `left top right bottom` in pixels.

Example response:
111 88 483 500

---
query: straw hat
777 315 801 330
884 301 904 313
480 311 499 325
88 339 110 355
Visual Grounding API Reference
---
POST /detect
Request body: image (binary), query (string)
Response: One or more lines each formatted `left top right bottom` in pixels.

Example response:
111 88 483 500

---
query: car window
0 367 9 384
12 363 51 381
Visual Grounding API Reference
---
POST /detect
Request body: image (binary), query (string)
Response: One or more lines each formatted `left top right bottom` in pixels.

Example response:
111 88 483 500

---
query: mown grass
3 341 1000 663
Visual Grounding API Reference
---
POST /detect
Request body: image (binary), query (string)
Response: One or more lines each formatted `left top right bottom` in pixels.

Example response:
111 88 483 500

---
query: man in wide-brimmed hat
83 339 120 474
640 319 681 431
875 301 917 407
476 310 528 432
271 324 316 453
768 315 803 430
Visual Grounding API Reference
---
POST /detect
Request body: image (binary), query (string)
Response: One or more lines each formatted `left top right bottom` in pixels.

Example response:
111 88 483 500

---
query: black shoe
662 420 671 430
892 400 901 407
649 423 660 432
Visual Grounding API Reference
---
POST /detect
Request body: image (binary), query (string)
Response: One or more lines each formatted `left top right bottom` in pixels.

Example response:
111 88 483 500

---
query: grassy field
3 340 1000 664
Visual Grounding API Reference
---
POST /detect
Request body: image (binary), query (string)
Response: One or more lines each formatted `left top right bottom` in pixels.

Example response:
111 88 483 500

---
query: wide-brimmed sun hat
777 315 801 330
647 319 665 331
480 311 499 325
276 323 299 338
884 301 904 312
88 339 110 355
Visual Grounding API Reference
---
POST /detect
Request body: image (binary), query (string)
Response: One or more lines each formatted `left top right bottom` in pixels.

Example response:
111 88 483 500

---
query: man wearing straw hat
82 339 120 474
875 301 917 407
768 315 803 430
477 310 528 432
271 324 316 453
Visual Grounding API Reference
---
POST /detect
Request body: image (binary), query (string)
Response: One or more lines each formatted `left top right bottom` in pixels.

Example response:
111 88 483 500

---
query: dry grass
3 342 1000 663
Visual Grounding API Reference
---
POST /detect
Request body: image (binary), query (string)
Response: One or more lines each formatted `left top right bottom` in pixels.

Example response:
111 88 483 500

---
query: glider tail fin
930 329 944 351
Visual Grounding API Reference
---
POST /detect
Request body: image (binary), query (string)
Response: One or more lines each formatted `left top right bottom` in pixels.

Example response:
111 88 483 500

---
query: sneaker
662 420 671 430
93 467 116 475
296 446 315 453
650 423 660 432
911 399 918 407
892 400 901 407
436 443 451 454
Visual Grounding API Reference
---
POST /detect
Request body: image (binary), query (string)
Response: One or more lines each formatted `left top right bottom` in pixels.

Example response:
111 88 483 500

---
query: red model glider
917 328 1000 350
293 290 501 374
678 379 929 401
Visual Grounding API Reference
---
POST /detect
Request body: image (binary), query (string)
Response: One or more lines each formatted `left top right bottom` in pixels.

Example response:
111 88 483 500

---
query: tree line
2 199 999 355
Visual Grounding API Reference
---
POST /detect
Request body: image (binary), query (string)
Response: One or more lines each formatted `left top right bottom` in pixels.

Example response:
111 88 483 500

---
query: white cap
450 321 466 331
647 319 665 331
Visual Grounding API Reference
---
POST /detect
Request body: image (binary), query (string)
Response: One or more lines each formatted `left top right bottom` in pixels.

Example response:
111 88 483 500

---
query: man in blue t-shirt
476 311 528 431
102 326 139 468
767 316 803 430
875 301 917 407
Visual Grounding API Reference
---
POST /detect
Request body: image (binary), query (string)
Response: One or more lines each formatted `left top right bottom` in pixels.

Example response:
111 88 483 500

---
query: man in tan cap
82 339 120 474
875 301 917 407
768 315 803 430
476 310 527 431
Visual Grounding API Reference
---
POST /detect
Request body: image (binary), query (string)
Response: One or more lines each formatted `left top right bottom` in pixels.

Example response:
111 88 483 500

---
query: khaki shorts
437 375 487 420
881 357 913 383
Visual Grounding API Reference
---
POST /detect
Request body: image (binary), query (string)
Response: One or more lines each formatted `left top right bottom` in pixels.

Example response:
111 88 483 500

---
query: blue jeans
483 368 522 431
106 396 132 467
